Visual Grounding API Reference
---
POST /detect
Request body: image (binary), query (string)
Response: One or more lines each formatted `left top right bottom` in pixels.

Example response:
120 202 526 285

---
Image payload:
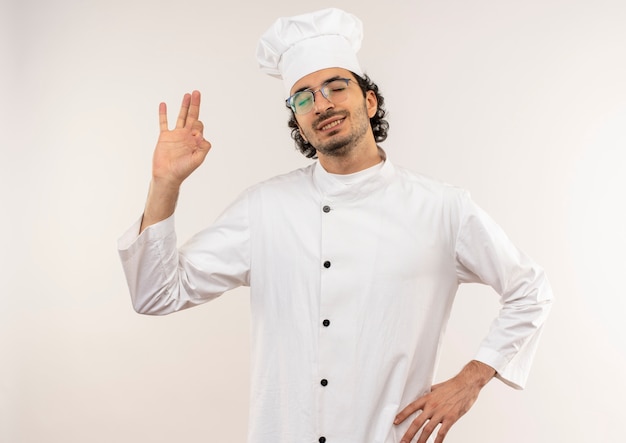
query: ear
297 123 309 143
365 90 378 118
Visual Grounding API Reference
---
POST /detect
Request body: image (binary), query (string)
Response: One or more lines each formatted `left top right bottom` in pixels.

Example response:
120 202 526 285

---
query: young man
118 8 552 443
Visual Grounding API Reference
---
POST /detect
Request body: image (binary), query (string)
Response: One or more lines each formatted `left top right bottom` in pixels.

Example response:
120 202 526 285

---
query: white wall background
2 0 625 441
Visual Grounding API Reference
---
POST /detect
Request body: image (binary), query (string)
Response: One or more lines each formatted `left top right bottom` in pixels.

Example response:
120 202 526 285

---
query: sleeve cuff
117 214 176 256
474 347 525 390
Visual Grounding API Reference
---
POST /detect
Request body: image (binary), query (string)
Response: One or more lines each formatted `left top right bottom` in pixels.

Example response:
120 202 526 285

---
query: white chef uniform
118 158 552 443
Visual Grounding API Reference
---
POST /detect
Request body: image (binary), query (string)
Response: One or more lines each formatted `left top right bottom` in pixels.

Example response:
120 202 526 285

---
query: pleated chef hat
256 8 364 95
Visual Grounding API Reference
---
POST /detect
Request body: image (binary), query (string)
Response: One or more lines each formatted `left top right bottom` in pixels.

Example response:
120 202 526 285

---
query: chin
317 141 353 158
316 131 363 156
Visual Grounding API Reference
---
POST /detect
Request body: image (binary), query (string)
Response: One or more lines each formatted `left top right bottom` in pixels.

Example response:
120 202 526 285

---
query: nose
312 89 334 114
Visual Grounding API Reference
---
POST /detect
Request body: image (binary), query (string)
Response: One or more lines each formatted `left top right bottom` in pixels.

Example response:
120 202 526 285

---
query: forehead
290 67 354 95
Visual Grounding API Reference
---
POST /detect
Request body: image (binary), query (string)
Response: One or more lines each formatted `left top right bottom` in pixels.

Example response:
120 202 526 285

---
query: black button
323 319 330 327
322 205 331 213
323 261 331 268
319 438 326 443
320 379 328 386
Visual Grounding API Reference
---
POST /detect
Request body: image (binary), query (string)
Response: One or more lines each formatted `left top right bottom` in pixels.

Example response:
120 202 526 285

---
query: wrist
463 360 496 388
140 179 180 233
151 176 182 193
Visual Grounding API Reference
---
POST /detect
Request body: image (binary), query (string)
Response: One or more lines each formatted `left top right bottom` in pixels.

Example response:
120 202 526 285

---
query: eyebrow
293 76 345 94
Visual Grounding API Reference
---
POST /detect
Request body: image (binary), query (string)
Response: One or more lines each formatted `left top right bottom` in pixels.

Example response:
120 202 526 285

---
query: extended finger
433 422 451 443
415 417 441 443
176 93 192 129
185 90 201 127
400 412 429 443
395 398 426 424
159 102 168 132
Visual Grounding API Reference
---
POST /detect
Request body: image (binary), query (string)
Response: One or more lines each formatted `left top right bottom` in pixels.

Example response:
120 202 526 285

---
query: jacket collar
312 148 395 201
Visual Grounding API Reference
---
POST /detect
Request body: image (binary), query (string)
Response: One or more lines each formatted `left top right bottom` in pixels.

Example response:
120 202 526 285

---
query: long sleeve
454 192 553 389
117 193 251 315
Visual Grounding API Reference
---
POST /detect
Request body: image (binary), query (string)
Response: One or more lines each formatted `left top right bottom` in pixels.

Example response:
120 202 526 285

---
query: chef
118 8 552 443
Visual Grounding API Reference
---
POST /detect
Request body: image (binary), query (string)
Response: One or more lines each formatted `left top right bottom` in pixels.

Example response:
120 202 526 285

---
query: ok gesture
153 90 212 188
140 91 212 232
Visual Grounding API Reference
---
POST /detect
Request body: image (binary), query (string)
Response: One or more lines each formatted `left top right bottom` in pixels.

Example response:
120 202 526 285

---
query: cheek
296 122 311 141
296 116 315 134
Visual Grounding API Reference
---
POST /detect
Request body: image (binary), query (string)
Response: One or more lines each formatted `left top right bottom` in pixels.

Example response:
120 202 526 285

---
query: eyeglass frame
285 77 353 115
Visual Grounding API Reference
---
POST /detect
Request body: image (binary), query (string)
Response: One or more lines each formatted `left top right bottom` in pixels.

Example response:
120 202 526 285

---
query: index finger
185 90 202 127
395 397 426 424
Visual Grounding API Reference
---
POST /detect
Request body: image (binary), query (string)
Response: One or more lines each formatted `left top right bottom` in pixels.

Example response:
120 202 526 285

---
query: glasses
286 78 352 115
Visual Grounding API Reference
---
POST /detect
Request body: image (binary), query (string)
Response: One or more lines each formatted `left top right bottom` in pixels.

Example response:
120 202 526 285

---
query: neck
317 140 384 174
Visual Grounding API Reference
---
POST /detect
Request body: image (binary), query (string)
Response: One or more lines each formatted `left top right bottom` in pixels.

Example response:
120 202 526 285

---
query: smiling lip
318 117 345 131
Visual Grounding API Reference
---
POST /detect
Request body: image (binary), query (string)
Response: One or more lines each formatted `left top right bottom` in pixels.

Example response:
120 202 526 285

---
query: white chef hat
256 8 364 95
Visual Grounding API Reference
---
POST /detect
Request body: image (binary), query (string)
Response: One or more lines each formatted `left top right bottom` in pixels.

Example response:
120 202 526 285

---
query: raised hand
140 90 212 232
153 90 212 188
